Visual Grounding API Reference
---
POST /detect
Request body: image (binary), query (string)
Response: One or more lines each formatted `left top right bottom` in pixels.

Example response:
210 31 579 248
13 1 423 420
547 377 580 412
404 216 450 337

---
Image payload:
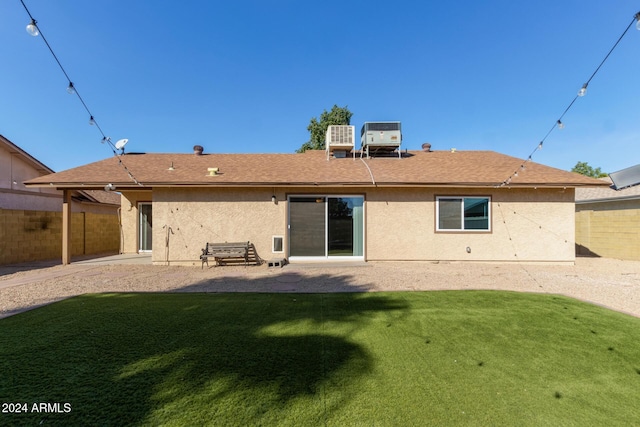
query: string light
25 18 38 36
577 83 588 97
19 0 143 187
498 10 640 188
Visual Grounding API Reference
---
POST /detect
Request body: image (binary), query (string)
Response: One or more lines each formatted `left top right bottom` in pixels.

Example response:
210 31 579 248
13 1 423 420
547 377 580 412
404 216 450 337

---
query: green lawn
1 291 639 426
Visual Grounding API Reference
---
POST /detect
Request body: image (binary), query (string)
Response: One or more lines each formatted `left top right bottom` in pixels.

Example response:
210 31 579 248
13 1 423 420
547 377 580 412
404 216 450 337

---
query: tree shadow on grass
0 273 408 426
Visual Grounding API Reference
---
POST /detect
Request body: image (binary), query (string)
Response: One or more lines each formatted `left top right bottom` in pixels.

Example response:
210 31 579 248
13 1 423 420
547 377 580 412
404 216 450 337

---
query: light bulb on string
495 9 639 190
578 83 587 97
18 1 143 188
26 19 39 36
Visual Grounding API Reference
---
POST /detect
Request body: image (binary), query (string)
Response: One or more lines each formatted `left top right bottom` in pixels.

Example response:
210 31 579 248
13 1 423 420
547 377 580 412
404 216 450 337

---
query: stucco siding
151 188 288 265
120 186 577 265
366 187 575 262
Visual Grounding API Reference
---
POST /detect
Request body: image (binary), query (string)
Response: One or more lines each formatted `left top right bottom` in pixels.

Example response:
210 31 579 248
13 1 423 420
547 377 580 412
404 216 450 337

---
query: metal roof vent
194 145 204 155
422 143 432 152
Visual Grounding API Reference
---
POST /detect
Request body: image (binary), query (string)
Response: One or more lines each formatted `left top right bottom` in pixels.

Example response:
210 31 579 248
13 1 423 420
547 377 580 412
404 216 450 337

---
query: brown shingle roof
25 150 608 189
575 177 640 202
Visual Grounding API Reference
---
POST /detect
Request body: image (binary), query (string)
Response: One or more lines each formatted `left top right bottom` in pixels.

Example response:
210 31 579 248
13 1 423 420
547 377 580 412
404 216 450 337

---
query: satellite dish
115 138 128 154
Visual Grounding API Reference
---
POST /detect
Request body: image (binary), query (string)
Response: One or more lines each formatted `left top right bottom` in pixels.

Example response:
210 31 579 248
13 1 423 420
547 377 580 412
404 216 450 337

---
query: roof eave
576 195 640 204
26 181 600 190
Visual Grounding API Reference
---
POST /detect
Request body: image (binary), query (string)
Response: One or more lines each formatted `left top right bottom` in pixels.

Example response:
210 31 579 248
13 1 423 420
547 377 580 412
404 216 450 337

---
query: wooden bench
200 241 250 268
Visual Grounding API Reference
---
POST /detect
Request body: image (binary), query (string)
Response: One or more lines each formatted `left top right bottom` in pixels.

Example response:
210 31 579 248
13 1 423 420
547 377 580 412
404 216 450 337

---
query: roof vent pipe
422 143 432 152
193 145 204 155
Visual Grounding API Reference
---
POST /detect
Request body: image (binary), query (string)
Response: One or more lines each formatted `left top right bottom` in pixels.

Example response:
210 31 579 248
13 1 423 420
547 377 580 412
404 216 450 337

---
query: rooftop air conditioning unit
325 125 355 159
361 121 402 158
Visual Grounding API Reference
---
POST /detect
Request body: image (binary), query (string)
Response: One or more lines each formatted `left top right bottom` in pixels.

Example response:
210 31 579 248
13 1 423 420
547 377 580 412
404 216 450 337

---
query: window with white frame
436 196 491 231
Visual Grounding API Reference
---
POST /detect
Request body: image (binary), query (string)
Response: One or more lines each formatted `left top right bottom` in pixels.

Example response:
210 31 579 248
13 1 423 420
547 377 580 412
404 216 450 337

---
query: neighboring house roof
25 149 608 190
575 177 640 203
0 134 54 174
1 134 120 206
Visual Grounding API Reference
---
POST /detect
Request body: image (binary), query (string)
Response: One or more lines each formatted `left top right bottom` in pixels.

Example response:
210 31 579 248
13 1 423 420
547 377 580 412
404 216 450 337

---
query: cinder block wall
0 209 120 265
575 200 640 261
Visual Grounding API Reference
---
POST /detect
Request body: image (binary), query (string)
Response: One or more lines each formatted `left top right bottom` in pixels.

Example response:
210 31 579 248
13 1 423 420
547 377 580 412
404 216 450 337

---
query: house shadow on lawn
0 273 408 425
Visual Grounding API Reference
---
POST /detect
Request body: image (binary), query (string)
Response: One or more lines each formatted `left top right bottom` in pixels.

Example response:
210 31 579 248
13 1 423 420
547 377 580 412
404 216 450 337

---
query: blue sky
1 1 639 174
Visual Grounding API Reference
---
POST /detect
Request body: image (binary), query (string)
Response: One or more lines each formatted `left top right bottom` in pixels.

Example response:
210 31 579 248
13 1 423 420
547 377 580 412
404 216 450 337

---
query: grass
1 291 640 426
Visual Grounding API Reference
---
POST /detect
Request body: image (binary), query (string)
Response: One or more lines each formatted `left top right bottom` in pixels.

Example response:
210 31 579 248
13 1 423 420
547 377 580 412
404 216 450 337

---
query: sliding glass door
289 197 326 256
289 196 364 260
